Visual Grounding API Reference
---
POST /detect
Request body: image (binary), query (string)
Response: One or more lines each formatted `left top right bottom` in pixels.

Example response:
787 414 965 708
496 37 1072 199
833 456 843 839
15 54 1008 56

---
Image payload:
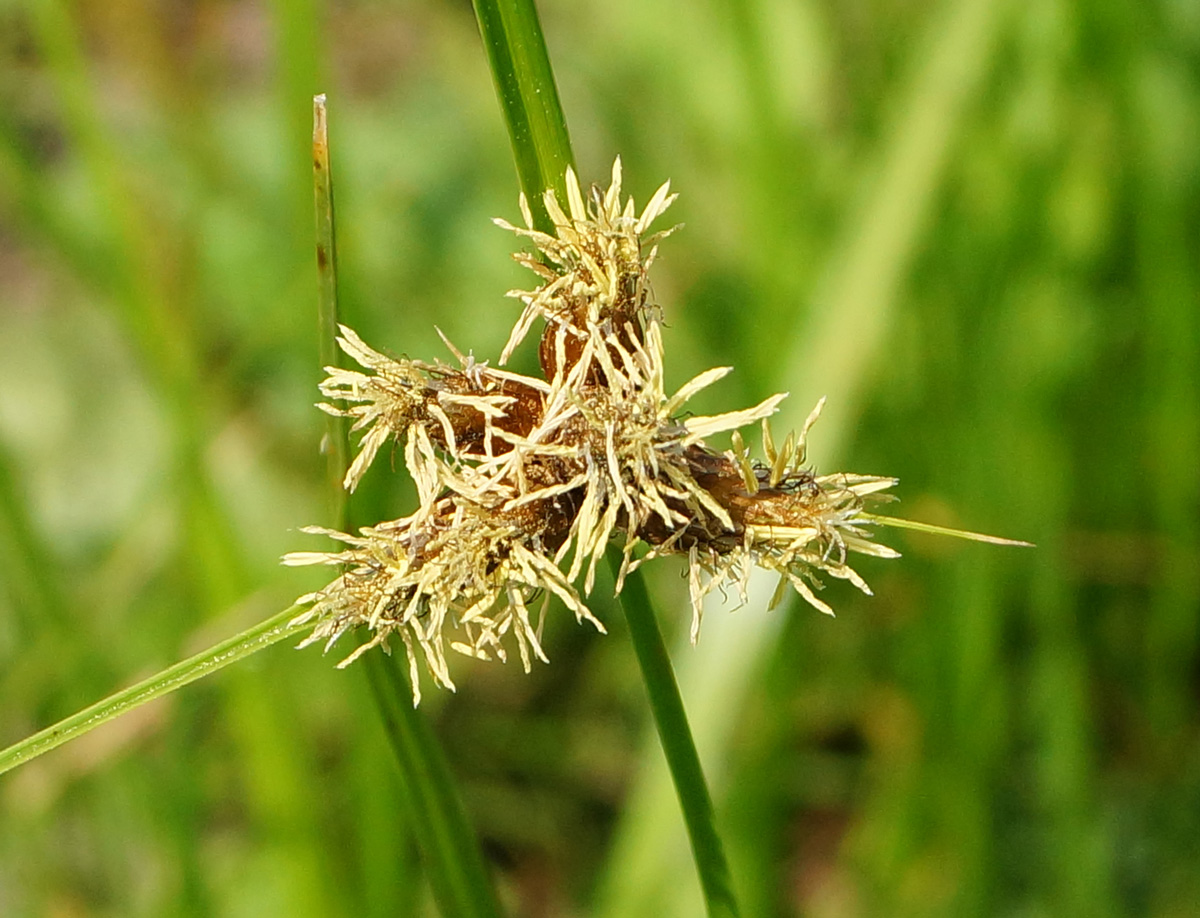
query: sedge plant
0 2 1031 916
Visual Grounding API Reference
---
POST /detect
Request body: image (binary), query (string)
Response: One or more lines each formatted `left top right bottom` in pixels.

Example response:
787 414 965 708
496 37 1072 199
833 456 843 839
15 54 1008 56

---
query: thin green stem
312 95 503 918
859 513 1034 546
0 605 305 777
611 553 741 918
471 2 739 909
313 94 348 530
472 0 575 233
363 654 505 918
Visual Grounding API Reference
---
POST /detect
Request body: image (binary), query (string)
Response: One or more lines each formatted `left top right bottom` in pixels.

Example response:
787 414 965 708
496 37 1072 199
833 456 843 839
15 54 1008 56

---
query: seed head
287 158 1025 703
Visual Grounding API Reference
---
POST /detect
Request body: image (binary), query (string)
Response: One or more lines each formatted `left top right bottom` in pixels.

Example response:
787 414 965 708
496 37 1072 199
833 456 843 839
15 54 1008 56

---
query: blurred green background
1 0 1197 915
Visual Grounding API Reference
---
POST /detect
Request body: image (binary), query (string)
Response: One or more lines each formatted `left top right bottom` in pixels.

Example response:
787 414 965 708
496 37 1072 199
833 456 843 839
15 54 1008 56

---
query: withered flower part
284 496 599 706
317 325 548 491
287 158 1026 703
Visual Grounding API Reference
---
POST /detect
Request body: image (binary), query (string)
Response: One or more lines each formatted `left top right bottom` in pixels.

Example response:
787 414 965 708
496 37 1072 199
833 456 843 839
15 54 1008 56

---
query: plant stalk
471 1 741 910
0 605 305 776
471 0 575 233
613 553 741 918
312 94 504 918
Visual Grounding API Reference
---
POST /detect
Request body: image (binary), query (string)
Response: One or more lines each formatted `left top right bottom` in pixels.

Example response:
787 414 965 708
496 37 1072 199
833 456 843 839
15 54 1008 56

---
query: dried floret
285 494 599 704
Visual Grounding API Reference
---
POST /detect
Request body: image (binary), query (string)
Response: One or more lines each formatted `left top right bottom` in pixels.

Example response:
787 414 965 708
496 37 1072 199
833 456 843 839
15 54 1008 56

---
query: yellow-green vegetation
0 1 1196 916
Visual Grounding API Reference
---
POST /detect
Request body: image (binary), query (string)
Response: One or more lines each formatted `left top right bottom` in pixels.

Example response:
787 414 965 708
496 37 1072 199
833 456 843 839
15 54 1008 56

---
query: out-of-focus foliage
0 1 1196 916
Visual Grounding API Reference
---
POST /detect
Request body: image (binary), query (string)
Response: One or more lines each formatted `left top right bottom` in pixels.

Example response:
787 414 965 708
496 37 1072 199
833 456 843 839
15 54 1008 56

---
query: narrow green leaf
313 94 349 530
0 605 306 777
611 553 742 918
859 512 1034 547
471 0 575 232
363 653 505 918
312 95 503 918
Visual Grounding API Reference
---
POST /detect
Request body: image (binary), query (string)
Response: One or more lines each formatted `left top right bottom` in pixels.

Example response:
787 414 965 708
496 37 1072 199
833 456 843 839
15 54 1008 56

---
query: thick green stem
471 1 740 909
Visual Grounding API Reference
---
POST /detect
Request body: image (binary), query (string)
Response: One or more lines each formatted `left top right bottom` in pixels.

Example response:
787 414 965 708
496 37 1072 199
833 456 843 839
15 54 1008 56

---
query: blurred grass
0 0 1197 916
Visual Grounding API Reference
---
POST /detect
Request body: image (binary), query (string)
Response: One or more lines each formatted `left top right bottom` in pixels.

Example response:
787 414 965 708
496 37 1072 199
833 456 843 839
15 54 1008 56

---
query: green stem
312 95 503 918
363 653 505 918
472 2 739 909
471 0 575 233
0 605 305 776
612 554 741 918
313 94 348 530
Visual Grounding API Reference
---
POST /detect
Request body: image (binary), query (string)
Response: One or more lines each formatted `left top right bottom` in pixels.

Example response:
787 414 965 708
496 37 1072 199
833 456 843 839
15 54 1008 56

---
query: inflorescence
285 159 974 703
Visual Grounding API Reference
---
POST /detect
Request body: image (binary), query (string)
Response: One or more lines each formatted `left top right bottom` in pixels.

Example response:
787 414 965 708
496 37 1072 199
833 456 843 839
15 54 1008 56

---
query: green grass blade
614 553 742 918
471 0 575 233
313 94 349 530
363 653 505 918
312 95 503 917
0 605 305 777
598 1 1013 913
778 0 1010 453
470 2 742 910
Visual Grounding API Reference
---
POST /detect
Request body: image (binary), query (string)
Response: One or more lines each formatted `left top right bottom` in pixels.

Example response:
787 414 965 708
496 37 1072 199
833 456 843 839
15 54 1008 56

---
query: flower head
287 158 1025 703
